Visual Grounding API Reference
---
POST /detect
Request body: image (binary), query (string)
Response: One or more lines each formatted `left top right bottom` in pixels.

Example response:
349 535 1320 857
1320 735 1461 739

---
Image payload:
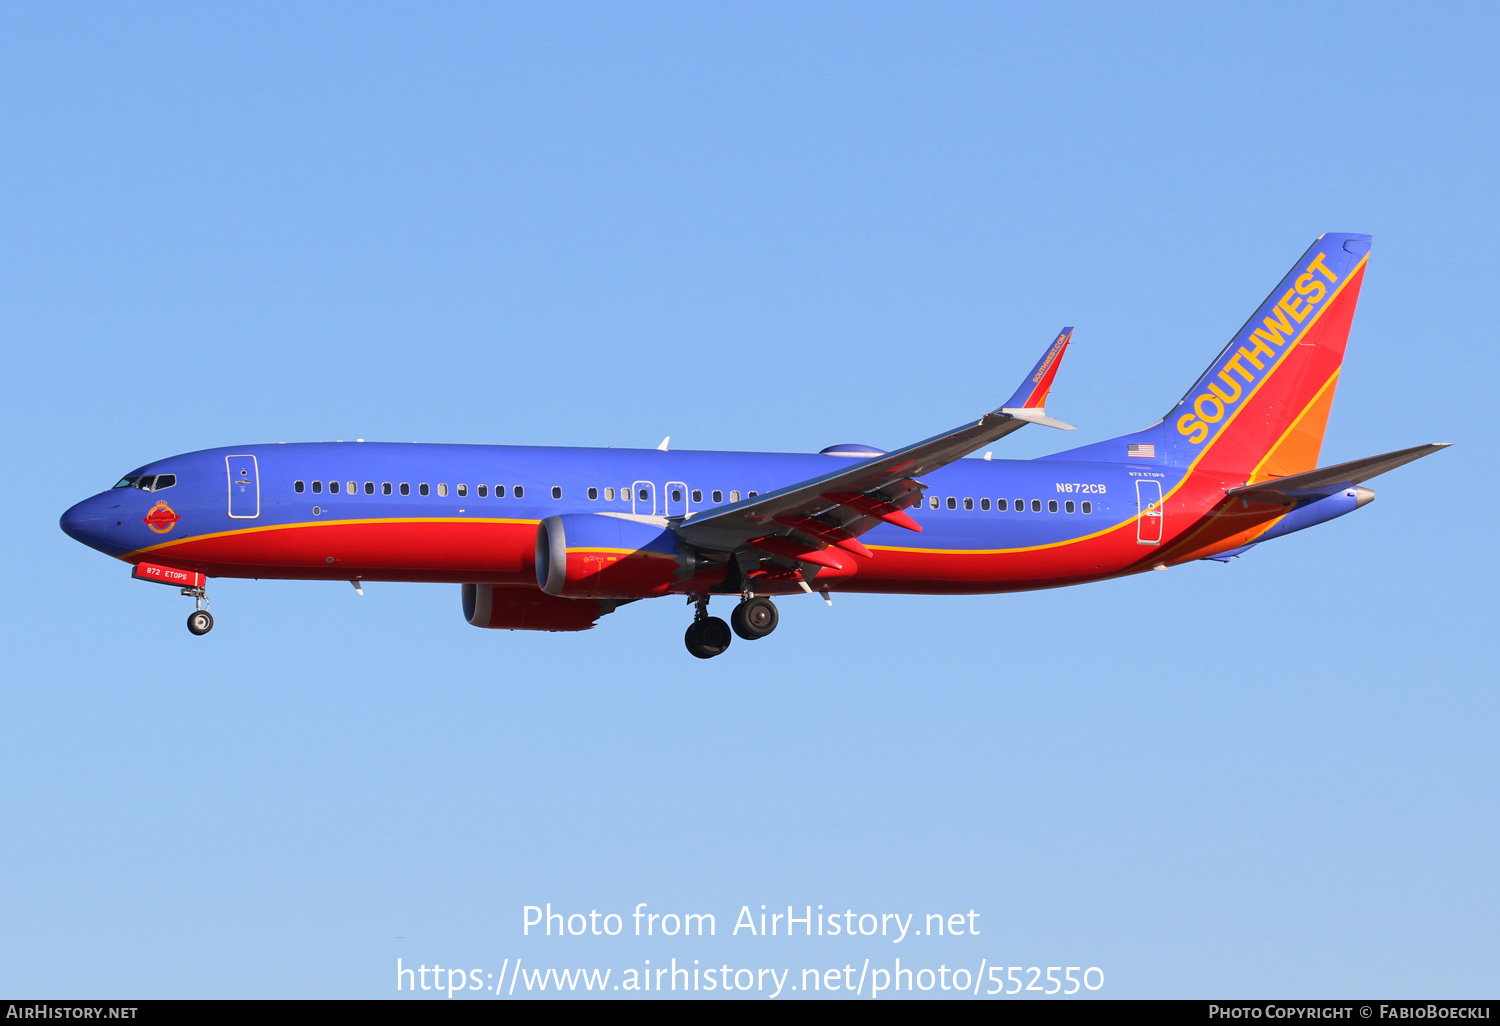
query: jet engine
462 582 621 632
536 513 711 598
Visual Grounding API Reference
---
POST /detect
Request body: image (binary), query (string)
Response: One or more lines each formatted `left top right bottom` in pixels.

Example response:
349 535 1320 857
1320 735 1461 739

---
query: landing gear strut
730 597 778 640
684 594 731 659
182 586 213 635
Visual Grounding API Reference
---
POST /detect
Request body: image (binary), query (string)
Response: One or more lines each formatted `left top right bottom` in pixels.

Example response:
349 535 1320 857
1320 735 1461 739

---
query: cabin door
226 454 260 519
1135 479 1163 546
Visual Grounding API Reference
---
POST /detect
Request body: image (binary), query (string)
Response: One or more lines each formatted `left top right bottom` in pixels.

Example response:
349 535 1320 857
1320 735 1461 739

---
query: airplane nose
60 496 115 550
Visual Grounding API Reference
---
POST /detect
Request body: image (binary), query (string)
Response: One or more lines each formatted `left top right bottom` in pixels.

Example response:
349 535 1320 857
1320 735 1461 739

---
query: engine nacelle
462 582 619 632
535 513 701 598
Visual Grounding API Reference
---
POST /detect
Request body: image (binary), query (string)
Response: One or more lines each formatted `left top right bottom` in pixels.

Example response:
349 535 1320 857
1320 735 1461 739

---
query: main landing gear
730 596 779 640
183 586 213 635
684 595 779 658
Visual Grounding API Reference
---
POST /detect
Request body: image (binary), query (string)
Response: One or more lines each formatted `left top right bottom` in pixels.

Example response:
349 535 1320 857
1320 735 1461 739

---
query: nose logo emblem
142 500 181 534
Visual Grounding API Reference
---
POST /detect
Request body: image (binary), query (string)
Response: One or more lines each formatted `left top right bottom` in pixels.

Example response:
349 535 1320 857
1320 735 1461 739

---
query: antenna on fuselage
657 436 670 451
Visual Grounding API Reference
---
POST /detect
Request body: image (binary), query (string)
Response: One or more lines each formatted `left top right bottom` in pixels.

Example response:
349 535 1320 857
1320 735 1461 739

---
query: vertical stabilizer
1167 233 1370 478
1045 234 1370 478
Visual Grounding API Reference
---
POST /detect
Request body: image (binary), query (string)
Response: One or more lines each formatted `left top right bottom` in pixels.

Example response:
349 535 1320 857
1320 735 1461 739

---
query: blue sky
2 3 1496 998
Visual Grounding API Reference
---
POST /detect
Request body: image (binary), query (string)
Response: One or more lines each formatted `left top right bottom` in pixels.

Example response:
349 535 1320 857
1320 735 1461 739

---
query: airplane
60 233 1446 658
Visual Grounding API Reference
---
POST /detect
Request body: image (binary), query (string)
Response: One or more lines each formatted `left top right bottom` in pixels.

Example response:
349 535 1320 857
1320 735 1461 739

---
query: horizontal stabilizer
1227 443 1449 502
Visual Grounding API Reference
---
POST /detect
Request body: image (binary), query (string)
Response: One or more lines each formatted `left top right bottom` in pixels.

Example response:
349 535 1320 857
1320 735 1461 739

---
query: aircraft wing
676 330 1075 562
1226 443 1450 503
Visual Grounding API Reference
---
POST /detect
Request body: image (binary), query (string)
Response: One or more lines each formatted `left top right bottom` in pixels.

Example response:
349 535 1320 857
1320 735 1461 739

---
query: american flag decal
1127 443 1156 458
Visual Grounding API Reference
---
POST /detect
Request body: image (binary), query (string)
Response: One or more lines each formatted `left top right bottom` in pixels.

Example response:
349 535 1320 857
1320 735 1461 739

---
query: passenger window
588 487 598 500
457 484 467 497
692 489 702 503
637 487 649 500
382 482 392 495
1031 499 1041 512
1065 500 1075 513
712 490 723 503
330 481 340 494
604 487 615 500
670 488 682 503
730 490 741 503
514 485 524 498
496 485 506 497
294 481 305 493
436 483 448 497
1082 501 1092 514
997 498 1007 511
364 482 374 495
1048 500 1059 513
929 496 939 509
478 484 488 497
552 486 562 499
419 483 430 496
964 497 974 510
946 497 957 510
749 491 758 497
1014 498 1023 511
400 483 410 495
154 475 176 490
980 498 990 511
312 481 323 494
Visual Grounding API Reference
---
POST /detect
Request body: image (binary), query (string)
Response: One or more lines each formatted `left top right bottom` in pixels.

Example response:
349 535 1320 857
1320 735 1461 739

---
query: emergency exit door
631 480 656 517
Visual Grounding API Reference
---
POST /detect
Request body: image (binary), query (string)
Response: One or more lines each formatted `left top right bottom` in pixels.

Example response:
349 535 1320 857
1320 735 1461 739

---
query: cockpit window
112 474 177 492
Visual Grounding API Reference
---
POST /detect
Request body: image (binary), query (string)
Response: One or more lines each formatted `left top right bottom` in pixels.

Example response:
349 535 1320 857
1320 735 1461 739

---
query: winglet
1000 327 1075 429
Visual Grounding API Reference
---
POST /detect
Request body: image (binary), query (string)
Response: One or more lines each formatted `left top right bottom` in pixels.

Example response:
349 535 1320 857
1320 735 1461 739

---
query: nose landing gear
182 586 213 636
130 563 215 635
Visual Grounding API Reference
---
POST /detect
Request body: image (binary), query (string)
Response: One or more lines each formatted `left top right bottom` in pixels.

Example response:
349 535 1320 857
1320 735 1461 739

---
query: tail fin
1047 234 1371 477
1167 233 1370 478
